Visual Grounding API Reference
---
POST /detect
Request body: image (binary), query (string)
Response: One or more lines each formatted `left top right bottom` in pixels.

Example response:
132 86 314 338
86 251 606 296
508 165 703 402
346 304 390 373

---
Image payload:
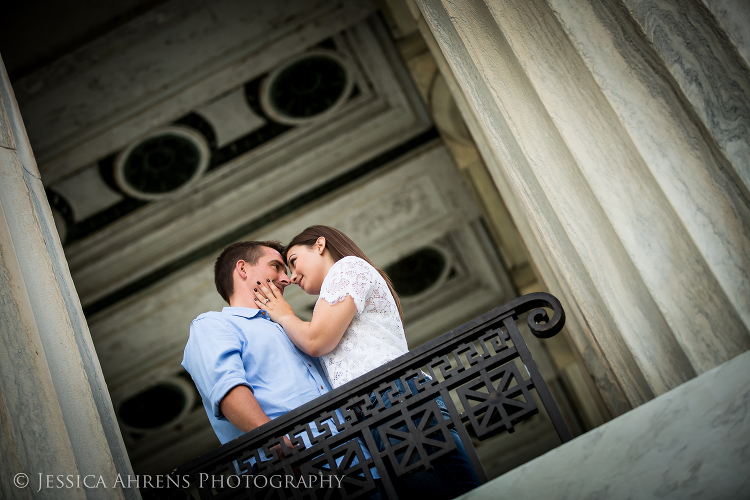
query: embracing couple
182 225 480 499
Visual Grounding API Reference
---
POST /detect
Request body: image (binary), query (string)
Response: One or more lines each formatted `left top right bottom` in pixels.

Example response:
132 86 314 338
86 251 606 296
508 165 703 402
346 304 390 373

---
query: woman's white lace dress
316 256 408 388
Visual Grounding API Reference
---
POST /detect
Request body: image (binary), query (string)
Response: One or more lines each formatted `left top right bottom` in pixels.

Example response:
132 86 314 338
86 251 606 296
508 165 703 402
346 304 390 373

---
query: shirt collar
222 306 264 319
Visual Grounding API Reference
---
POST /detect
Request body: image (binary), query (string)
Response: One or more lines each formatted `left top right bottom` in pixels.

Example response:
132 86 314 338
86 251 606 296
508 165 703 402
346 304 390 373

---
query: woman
253 225 480 499
252 225 406 388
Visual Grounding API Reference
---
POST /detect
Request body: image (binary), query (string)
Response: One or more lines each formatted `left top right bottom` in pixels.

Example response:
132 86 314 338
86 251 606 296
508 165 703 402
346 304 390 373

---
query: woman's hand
253 280 295 323
255 279 356 357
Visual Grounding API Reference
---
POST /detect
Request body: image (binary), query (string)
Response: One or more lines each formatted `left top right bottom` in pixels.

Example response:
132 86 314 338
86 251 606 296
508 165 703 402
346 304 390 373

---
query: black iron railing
172 292 571 499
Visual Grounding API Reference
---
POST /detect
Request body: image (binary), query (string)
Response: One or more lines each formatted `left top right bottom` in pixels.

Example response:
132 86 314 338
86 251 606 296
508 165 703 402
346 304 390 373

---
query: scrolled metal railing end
510 292 566 339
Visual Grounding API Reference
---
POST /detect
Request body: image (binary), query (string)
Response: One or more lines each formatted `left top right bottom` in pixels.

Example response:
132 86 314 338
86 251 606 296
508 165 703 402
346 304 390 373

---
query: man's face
245 247 290 294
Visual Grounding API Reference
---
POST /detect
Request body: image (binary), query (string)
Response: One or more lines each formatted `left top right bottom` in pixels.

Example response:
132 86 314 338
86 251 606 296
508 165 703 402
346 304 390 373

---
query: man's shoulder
189 311 234 338
192 310 226 323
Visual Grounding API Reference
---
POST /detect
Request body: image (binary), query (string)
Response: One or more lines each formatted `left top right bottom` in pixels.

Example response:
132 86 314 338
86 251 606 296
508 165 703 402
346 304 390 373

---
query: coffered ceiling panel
54 15 431 307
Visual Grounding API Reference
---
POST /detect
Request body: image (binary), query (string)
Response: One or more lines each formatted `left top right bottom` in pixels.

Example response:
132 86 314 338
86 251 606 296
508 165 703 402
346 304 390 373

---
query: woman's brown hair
284 225 403 319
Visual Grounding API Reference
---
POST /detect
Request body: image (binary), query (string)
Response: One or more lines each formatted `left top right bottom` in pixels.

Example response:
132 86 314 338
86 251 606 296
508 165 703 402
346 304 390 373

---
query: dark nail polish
266 278 270 282
254 288 257 292
256 281 261 285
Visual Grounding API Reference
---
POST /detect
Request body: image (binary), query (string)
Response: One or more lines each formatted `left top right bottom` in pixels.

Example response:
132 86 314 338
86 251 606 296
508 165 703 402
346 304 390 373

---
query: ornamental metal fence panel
170 292 572 499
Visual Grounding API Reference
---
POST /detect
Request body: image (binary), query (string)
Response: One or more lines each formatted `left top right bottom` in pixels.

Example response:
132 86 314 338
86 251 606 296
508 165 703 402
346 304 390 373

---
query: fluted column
411 0 750 413
0 55 139 499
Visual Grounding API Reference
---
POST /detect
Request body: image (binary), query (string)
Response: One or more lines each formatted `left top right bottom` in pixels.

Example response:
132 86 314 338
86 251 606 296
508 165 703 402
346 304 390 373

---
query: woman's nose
290 271 299 284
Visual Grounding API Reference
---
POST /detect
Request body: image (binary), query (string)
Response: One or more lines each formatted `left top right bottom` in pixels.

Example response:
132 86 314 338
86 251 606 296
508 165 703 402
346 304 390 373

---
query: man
183 240 477 499
182 240 331 446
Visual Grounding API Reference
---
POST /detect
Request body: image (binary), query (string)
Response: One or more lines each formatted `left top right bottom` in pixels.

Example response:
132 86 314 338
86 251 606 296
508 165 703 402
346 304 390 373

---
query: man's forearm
219 385 271 432
221 386 295 456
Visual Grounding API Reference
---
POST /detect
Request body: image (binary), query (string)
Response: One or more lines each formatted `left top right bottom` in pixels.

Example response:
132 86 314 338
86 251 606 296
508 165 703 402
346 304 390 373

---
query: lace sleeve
318 257 376 314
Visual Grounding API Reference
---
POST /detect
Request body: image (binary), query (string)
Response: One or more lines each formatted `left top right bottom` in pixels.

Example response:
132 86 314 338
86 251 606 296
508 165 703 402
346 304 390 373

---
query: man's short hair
214 240 284 303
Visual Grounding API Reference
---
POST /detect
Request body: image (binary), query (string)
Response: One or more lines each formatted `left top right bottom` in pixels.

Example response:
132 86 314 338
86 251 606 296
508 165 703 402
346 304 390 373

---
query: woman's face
286 243 330 295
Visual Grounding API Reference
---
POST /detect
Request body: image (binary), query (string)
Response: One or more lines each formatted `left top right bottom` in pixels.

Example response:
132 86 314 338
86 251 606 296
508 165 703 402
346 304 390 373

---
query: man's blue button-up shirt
182 306 331 444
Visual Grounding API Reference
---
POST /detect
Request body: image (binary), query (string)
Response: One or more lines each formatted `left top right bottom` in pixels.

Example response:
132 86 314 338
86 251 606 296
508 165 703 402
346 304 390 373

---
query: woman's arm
254 280 357 357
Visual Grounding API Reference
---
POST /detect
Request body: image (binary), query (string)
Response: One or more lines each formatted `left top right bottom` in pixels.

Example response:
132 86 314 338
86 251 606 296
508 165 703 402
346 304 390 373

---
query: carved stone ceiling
0 0 165 79
3 0 546 478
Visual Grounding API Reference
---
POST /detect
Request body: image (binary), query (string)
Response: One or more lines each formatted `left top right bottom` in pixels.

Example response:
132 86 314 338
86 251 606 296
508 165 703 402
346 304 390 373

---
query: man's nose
279 272 291 285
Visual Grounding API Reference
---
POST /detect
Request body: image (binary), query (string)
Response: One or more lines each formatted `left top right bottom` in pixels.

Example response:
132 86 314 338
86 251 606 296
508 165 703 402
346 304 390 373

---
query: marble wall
380 0 613 451
463 349 750 500
703 0 750 69
410 0 750 415
0 57 137 499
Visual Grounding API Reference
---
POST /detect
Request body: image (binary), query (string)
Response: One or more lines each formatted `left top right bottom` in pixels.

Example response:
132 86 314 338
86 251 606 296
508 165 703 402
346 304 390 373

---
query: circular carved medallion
386 247 450 298
114 126 210 200
118 378 195 431
261 50 353 125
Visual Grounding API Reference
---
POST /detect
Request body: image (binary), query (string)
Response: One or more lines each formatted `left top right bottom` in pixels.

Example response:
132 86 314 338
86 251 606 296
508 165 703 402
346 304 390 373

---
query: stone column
0 55 139 499
409 0 750 414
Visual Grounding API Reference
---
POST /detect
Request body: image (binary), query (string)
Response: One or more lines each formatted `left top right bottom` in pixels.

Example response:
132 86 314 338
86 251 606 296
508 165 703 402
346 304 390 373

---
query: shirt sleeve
318 257 375 314
182 316 252 420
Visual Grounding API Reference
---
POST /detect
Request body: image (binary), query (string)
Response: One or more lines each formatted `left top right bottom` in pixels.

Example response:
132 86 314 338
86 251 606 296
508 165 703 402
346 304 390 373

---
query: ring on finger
264 298 269 304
